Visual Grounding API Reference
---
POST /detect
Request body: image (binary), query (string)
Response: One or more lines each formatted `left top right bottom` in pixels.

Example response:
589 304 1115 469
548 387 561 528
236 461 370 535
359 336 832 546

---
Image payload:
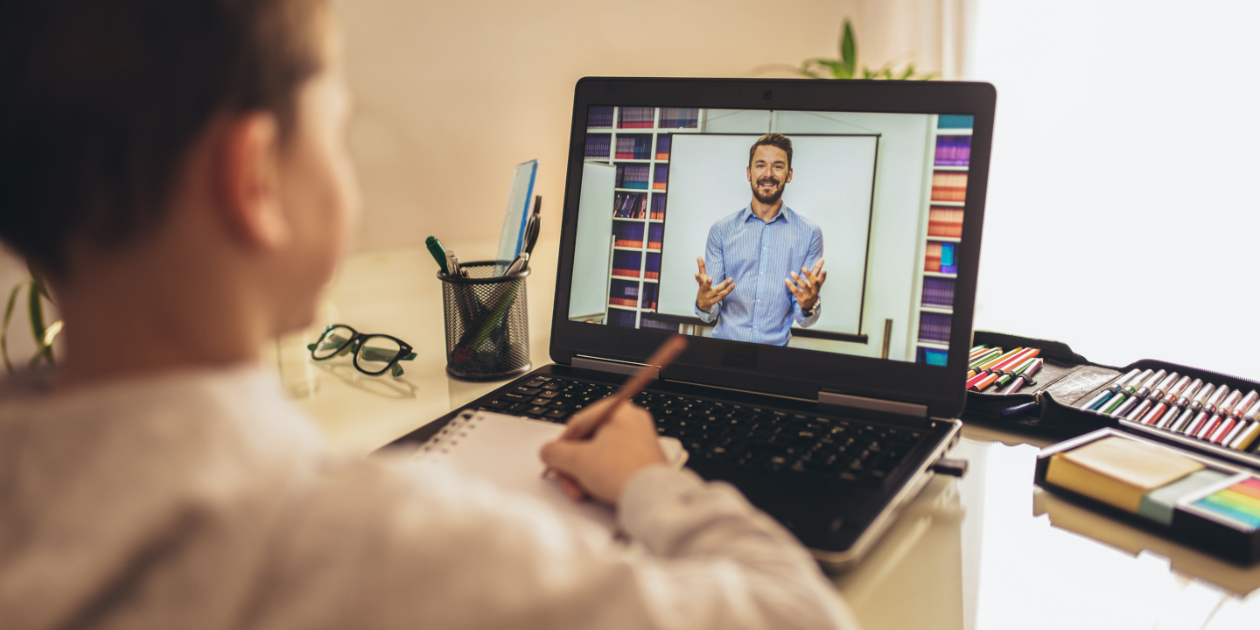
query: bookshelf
914 116 973 366
585 106 704 331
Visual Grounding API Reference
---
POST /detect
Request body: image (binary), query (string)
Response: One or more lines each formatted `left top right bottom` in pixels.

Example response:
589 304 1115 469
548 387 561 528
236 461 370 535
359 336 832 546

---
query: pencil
561 334 688 441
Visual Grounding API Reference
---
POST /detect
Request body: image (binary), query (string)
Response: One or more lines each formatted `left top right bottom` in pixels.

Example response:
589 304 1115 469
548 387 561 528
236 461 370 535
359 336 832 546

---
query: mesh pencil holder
439 261 531 381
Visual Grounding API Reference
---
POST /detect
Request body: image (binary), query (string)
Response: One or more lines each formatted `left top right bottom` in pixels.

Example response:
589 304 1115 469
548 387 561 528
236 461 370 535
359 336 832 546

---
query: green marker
968 348 1002 371
426 236 450 275
1101 393 1129 416
993 356 1038 388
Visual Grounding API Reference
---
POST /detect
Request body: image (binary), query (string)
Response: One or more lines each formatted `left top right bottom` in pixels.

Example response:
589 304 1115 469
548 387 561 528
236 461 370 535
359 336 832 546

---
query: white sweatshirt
0 366 859 630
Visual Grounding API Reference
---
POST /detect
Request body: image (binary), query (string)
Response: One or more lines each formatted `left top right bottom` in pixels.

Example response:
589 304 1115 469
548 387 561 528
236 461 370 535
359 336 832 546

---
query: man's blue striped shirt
694 205 823 346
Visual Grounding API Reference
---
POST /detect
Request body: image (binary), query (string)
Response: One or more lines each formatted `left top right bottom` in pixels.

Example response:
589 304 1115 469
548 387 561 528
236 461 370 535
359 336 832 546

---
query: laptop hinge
818 390 929 420
572 355 658 380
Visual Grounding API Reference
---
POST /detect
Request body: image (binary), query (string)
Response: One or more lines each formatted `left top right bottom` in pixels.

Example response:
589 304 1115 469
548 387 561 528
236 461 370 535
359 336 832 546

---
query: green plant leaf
28 280 53 366
840 19 857 77
1 282 22 373
801 58 849 79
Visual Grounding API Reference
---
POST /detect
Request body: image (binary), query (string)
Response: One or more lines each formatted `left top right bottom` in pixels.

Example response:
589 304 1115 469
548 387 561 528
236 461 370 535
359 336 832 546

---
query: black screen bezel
550 77 996 418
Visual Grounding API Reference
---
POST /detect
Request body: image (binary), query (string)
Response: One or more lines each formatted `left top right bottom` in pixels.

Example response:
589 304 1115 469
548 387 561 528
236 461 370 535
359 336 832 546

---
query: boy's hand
540 397 666 505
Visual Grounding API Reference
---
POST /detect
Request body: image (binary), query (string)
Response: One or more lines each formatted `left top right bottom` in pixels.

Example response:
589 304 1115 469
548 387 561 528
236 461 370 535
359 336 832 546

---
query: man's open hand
695 257 734 312
786 258 826 313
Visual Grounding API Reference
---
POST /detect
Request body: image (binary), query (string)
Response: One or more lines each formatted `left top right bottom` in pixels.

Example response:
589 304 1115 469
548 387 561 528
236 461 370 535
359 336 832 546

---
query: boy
0 1 858 628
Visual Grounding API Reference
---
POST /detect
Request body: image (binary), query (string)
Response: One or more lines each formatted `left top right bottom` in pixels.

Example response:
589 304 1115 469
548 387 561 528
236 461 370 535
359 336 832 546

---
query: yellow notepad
1045 436 1204 513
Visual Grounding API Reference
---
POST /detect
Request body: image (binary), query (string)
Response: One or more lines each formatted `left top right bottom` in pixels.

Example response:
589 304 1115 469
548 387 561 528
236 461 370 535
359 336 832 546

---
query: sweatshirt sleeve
245 457 859 630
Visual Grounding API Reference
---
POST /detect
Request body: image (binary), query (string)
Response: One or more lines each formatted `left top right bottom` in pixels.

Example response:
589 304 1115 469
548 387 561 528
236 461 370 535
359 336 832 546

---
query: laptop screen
567 106 974 368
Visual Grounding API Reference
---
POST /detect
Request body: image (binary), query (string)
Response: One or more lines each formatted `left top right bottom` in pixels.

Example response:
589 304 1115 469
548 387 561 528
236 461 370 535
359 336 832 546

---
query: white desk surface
275 240 1260 630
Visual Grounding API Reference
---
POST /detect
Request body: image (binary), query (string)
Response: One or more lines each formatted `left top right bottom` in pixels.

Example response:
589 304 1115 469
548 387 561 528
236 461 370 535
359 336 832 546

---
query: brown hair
748 133 793 169
0 0 328 278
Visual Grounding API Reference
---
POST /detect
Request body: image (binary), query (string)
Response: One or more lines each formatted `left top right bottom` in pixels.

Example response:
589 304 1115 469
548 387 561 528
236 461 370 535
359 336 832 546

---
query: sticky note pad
1047 437 1204 513
1231 478 1260 501
1139 469 1229 525
1192 496 1260 530
1214 490 1260 519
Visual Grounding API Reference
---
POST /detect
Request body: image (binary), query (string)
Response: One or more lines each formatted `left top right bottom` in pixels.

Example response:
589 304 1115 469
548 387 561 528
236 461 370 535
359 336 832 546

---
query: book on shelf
612 251 642 279
640 284 659 311
587 106 615 128
934 135 971 167
923 242 957 274
647 223 663 251
927 207 963 238
618 107 655 129
617 164 650 190
659 107 698 128
608 298 637 308
613 221 645 247
650 194 666 220
652 164 668 190
608 309 637 328
938 114 974 130
615 135 652 160
644 252 660 280
640 316 678 332
585 134 611 159
940 242 957 274
918 312 951 343
918 347 948 366
921 277 955 308
930 172 967 202
613 192 646 219
655 135 671 160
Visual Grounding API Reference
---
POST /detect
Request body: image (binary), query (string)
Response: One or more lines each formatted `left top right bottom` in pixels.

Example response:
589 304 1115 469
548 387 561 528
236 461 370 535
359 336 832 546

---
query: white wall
333 0 912 249
968 0 1260 378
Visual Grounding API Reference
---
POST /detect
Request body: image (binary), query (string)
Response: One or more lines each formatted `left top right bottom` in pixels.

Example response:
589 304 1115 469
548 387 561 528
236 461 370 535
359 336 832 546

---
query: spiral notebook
412 410 687 535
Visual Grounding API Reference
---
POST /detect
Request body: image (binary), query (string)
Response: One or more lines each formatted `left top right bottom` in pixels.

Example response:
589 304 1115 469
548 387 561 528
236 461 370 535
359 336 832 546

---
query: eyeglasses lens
312 326 354 359
356 336 403 374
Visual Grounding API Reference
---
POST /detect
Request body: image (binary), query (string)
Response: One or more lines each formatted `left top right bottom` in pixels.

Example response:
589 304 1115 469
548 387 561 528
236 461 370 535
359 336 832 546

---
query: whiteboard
568 162 616 321
657 134 878 336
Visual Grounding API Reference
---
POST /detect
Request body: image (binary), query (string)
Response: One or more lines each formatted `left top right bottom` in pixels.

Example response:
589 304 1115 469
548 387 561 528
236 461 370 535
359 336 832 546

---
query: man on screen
694 133 827 346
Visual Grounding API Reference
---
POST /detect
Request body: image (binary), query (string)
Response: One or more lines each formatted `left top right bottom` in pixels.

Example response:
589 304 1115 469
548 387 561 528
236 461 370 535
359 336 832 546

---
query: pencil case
963 330 1260 473
1034 428 1260 565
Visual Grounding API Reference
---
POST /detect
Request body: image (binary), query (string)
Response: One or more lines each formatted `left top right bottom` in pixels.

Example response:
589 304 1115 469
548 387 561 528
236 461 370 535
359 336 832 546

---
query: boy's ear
213 112 289 249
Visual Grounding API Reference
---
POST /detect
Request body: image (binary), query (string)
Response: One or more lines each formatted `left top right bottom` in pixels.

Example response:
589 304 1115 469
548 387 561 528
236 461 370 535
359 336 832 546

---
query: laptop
390 77 996 569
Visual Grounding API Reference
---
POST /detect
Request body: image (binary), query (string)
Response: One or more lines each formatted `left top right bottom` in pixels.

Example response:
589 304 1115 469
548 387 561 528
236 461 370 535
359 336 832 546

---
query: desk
276 241 1260 630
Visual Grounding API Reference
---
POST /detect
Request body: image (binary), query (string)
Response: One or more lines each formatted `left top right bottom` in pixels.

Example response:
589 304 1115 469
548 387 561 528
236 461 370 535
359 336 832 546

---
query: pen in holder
439 261 531 381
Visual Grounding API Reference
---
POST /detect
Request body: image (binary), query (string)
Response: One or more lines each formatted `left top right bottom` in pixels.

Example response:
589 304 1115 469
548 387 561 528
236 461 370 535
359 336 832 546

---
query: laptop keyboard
477 374 927 487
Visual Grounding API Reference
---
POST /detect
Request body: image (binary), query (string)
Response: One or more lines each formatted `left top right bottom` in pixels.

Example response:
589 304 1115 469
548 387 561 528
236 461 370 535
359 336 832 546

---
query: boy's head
0 0 359 336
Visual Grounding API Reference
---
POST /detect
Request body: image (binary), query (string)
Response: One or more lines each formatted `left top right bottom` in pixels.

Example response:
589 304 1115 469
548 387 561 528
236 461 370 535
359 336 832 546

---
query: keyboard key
514 386 541 396
525 406 549 416
503 392 530 401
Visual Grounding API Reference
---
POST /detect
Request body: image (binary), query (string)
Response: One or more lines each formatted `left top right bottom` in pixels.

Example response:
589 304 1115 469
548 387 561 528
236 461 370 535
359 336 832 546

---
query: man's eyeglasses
307 324 416 377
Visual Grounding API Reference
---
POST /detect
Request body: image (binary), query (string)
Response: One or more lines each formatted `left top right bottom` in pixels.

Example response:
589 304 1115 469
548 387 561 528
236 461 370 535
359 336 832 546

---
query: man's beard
751 177 785 205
